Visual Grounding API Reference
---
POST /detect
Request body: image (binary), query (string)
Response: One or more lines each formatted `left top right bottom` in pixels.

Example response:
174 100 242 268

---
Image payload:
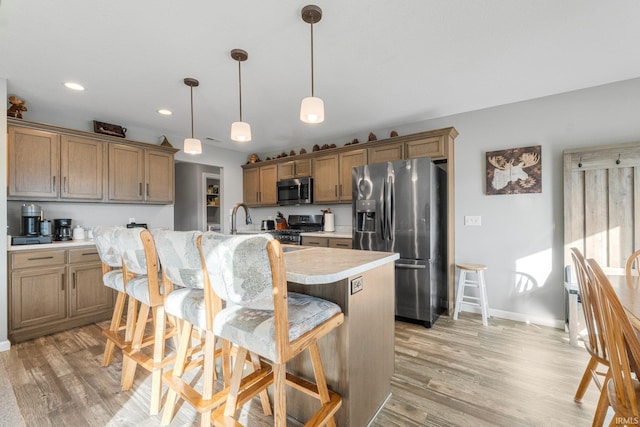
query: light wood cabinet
108 145 173 203
145 149 174 203
328 238 352 249
277 159 312 180
8 126 60 198
243 168 260 206
338 149 367 202
312 154 340 203
9 246 113 343
301 236 328 247
405 135 446 160
108 144 145 202
243 165 277 206
68 248 110 317
8 119 177 205
368 142 404 164
301 236 352 248
61 135 105 200
260 165 278 205
313 150 367 203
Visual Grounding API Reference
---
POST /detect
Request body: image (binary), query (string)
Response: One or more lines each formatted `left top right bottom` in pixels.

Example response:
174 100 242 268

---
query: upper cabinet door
8 126 60 198
259 165 278 206
145 149 174 203
339 149 367 202
108 144 145 202
61 135 105 200
243 168 260 207
313 154 340 203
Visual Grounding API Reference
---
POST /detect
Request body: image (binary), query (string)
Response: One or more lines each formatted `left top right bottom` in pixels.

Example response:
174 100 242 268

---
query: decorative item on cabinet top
7 95 27 119
93 120 127 138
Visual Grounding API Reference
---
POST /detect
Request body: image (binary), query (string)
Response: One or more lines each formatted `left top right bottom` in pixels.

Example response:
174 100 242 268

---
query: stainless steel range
269 214 323 245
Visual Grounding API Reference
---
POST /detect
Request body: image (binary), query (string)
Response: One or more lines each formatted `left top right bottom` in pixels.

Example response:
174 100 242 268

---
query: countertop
299 231 351 239
8 239 96 251
284 246 398 285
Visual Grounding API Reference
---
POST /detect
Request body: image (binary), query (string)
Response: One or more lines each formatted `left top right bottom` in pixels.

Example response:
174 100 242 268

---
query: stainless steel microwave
277 177 313 206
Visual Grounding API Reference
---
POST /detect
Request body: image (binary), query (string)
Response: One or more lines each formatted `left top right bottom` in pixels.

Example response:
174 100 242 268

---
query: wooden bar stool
453 263 489 326
154 230 271 426
198 233 344 427
93 226 132 367
116 227 178 415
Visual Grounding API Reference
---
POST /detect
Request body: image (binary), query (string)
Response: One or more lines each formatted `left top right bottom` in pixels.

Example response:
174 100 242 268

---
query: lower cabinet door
11 267 67 330
69 262 113 317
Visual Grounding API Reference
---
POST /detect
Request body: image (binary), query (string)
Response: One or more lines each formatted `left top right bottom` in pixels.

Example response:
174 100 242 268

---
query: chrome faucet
231 202 252 235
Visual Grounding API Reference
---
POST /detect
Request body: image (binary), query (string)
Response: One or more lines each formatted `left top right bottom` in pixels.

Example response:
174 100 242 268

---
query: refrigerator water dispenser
356 199 377 232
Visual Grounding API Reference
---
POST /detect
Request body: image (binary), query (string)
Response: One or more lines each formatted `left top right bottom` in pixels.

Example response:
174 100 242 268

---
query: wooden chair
93 226 132 368
198 233 344 427
587 258 640 426
154 230 270 426
116 227 178 415
571 248 611 425
625 249 640 286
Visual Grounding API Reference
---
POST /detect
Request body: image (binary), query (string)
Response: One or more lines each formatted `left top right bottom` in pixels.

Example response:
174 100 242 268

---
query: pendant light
300 5 324 124
183 77 202 155
230 49 252 142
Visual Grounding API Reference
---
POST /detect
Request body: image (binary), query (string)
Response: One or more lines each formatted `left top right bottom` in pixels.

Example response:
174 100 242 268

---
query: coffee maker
11 203 53 245
21 203 42 236
53 218 73 241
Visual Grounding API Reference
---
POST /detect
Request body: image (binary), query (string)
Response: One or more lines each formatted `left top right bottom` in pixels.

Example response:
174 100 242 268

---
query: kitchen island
282 246 399 427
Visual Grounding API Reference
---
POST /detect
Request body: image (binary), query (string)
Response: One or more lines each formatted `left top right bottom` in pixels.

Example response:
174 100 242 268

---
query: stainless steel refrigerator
352 158 447 327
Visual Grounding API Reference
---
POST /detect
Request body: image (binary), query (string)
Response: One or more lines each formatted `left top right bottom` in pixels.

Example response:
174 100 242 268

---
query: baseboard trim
456 306 564 329
0 340 11 352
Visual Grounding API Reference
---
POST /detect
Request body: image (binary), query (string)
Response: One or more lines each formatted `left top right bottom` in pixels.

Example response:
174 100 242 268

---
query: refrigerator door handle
396 263 427 270
381 178 388 240
387 175 394 241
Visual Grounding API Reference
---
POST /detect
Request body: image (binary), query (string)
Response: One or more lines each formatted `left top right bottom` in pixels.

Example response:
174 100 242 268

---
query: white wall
384 77 640 327
1 78 9 351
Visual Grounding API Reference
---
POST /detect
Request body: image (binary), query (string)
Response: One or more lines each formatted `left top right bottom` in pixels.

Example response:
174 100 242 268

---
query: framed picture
486 145 542 195
93 120 127 138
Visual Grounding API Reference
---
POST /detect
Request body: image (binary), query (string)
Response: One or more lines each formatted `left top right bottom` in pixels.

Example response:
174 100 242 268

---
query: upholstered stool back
200 233 274 310
153 229 203 288
94 226 126 268
116 227 156 276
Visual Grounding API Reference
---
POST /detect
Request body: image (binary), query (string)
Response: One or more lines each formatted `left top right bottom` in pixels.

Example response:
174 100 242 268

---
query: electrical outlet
464 215 482 226
350 276 364 295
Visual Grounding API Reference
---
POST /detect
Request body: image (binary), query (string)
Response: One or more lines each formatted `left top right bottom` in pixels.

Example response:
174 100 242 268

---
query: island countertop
283 246 399 285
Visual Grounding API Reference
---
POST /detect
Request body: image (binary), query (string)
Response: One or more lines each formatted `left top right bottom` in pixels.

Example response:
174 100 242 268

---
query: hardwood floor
0 313 606 426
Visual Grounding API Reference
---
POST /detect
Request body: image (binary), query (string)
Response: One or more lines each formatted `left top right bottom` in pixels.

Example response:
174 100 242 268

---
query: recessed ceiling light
157 109 172 116
64 82 85 91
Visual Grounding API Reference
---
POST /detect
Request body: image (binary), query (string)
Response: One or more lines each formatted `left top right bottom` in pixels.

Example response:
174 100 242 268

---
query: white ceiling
2 1 640 155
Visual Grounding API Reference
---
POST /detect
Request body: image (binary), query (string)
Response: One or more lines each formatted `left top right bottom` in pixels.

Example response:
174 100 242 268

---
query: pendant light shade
183 77 202 155
300 5 324 124
230 49 251 142
231 121 251 142
300 96 324 123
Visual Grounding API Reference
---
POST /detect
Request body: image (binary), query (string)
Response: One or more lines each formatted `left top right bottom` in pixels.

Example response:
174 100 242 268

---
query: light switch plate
464 215 482 226
351 276 363 295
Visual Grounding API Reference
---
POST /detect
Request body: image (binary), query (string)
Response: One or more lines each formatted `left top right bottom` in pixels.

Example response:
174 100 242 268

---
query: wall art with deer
486 145 541 195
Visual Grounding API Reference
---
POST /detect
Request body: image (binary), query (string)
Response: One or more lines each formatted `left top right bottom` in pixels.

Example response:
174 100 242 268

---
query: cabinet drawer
301 236 328 247
68 247 101 264
11 249 66 269
329 238 352 249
